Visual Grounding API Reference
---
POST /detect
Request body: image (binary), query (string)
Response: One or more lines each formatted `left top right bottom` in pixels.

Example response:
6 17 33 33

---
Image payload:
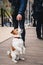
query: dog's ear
11 30 13 34
11 29 18 35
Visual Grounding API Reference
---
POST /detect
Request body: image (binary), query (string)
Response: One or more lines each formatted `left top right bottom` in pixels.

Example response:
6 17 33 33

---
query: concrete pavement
0 27 14 43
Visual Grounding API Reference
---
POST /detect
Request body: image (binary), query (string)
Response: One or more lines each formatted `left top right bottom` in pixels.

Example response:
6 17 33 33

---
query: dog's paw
7 51 12 58
12 59 18 63
7 51 10 55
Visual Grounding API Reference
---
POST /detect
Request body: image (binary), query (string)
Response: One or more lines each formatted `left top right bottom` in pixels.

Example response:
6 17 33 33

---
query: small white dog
7 28 25 63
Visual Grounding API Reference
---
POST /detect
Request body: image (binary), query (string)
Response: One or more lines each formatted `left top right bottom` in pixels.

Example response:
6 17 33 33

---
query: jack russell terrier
7 28 25 63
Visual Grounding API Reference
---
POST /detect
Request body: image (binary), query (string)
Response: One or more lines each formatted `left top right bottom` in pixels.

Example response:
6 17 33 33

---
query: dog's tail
7 51 12 58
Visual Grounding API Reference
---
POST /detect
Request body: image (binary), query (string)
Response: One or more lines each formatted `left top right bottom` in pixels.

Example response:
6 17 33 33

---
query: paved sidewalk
0 27 14 43
0 27 43 65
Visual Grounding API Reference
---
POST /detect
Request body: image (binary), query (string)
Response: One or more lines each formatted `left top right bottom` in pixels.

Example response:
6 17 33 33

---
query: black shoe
37 36 43 40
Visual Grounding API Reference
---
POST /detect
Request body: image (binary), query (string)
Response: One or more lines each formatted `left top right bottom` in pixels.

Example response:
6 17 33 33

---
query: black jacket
32 0 43 19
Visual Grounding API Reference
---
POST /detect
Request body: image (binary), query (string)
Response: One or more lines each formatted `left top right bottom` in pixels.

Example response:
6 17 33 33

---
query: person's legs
36 19 41 38
41 12 43 39
12 15 18 29
36 12 43 40
19 19 25 46
41 26 43 40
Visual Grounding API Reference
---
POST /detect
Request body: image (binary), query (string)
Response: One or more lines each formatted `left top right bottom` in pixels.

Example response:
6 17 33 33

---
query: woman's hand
16 14 22 21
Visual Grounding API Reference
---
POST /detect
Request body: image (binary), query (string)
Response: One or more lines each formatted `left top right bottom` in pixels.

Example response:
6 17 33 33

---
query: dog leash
17 21 23 38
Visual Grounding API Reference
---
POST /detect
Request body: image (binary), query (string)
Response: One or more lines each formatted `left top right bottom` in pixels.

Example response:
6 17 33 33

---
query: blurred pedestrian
32 0 43 40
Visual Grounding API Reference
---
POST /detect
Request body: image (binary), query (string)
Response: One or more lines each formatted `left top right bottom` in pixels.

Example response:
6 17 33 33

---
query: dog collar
14 37 22 39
